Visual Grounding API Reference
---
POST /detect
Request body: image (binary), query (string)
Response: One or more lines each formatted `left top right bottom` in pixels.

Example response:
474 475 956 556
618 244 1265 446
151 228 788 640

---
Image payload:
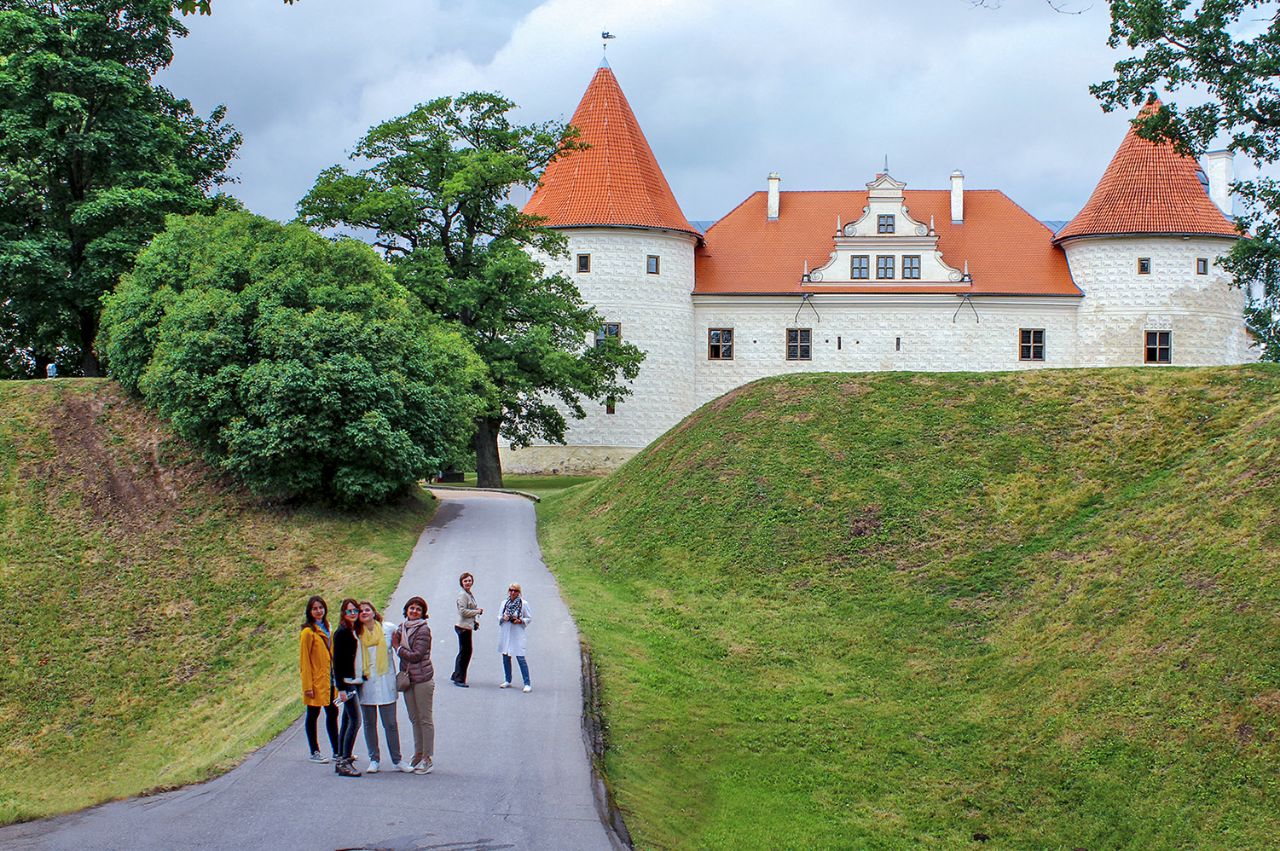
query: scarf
400 617 426 648
359 620 388 678
502 596 524 622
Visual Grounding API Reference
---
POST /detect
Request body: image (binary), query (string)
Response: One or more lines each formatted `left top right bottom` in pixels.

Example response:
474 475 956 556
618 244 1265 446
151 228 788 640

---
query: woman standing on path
498 583 533 693
393 596 435 774
299 595 340 764
357 601 411 774
331 598 364 777
452 573 483 687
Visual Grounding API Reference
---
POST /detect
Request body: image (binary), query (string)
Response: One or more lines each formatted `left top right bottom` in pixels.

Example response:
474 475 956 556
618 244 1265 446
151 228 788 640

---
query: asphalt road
1 490 619 851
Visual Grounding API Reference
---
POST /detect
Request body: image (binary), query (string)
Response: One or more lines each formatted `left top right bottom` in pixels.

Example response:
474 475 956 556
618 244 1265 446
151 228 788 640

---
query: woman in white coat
356 601 412 773
498 582 532 692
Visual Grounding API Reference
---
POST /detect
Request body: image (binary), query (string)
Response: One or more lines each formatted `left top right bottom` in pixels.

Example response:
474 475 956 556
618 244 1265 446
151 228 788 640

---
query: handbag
395 624 413 692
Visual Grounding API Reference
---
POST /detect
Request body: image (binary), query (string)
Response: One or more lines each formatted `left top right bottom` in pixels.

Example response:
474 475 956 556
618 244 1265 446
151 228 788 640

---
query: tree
298 93 644 488
98 210 488 506
0 0 240 378
1092 0 1280 360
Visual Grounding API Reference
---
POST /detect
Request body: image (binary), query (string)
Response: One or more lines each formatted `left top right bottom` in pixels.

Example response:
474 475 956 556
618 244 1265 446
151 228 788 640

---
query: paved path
1 490 618 851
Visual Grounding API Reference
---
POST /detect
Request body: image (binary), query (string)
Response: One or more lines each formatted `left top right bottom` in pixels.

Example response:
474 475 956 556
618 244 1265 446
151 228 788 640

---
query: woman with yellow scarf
356 601 411 773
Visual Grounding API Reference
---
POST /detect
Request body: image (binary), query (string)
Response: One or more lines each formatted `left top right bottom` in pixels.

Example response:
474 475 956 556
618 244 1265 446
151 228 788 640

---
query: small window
876 255 895 279
902 255 921 279
786 328 811 361
877 214 895 234
708 328 734 360
595 322 621 348
646 255 660 275
577 254 591 273
1145 330 1171 364
851 255 870 279
1019 328 1045 361
1196 257 1209 275
605 397 616 415
1138 257 1151 274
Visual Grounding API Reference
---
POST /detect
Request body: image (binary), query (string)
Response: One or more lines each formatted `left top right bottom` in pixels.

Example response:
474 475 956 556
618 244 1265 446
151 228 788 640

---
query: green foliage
0 0 239 378
1092 0 1280 358
540 366 1280 848
98 210 487 506
297 92 644 486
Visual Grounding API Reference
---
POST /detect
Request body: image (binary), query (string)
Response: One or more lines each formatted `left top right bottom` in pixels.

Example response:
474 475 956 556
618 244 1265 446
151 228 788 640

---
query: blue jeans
502 654 530 686
337 690 361 759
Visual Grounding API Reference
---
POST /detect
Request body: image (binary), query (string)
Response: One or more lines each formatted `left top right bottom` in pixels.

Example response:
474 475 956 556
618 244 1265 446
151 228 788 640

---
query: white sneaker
499 681 511 689
366 760 380 774
308 751 329 764
522 685 532 693
396 761 414 773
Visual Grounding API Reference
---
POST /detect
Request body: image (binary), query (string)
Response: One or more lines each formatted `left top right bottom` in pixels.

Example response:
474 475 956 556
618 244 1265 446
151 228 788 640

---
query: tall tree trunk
79 308 100 377
474 416 504 489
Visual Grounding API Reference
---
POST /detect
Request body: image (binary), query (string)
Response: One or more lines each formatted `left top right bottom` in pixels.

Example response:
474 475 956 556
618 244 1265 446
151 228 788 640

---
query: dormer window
877 214 895 234
876 256 895 279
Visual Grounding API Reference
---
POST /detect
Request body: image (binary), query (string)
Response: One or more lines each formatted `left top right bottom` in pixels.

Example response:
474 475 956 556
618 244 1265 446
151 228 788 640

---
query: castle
503 61 1260 474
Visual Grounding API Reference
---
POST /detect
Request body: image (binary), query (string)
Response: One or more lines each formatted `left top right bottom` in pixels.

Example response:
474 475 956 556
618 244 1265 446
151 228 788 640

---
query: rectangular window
595 322 621 348
876 255 895 279
708 328 734 360
877 214 895 234
1019 328 1045 361
1138 257 1151 274
902 255 921 279
1196 257 1209 275
577 254 591 273
646 255 660 275
851 255 870 279
786 328 811 361
1145 330 1171 363
605 397 616 415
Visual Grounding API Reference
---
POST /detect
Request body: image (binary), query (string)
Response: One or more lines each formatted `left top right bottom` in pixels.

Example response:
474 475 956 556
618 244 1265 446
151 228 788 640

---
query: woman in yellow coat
300 595 339 764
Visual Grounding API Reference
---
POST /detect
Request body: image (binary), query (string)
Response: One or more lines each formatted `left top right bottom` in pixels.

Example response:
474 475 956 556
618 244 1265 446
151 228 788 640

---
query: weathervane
602 31 616 53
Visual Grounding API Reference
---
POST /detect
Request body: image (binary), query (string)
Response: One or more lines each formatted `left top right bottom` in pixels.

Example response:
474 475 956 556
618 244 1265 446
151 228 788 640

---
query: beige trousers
404 679 435 759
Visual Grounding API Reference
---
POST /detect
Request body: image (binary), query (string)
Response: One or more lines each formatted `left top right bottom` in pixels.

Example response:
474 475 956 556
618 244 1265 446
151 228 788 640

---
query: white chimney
1205 150 1233 216
767 172 780 221
950 169 964 224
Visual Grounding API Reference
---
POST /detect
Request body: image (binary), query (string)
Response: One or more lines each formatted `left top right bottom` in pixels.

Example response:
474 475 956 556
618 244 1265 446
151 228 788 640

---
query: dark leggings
337 691 361 759
305 703 339 755
453 626 473 683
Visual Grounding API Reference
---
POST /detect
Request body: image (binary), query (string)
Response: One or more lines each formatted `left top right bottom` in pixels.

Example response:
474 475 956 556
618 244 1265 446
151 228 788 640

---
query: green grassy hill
539 366 1280 850
0 379 433 824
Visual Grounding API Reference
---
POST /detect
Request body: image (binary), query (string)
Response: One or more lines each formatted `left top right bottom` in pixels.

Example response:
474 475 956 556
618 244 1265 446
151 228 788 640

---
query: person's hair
403 596 429 618
302 595 328 631
508 582 521 594
459 571 474 588
339 597 363 634
358 600 382 623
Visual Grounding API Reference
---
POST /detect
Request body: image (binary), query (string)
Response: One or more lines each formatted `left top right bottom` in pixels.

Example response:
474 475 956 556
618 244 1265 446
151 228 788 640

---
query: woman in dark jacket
392 595 434 774
331 597 364 777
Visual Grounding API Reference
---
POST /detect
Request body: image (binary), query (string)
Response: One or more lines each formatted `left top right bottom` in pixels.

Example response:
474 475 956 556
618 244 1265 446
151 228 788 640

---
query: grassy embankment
539 366 1280 849
0 379 434 825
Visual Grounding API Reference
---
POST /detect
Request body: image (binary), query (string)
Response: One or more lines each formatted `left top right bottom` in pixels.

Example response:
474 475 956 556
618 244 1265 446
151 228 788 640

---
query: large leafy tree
1092 0 1280 360
298 93 644 488
0 0 240 378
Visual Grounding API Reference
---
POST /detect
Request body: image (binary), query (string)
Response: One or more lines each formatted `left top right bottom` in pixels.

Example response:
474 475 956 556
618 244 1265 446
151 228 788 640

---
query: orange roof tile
694 190 1079 296
1056 102 1238 242
524 62 698 237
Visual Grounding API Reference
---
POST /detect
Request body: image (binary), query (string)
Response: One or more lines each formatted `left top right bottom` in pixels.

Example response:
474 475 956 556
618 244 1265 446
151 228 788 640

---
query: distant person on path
357 601 411 774
332 598 365 777
392 596 435 774
452 572 483 687
498 583 532 693
299 595 339 764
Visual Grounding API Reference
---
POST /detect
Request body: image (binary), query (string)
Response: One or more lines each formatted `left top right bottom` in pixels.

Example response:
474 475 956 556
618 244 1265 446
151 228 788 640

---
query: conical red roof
524 62 698 237
1056 101 1238 242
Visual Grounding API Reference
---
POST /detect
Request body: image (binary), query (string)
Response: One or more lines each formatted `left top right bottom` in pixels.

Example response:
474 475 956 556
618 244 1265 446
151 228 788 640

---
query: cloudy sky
158 0 1211 226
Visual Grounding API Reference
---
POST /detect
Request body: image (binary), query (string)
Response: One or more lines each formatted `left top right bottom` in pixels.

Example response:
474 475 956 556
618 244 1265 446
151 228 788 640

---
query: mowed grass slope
539 366 1280 850
0 379 433 824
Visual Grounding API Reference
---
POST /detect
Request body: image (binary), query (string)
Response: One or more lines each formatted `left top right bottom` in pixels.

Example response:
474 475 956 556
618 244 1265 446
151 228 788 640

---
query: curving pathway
0 490 618 851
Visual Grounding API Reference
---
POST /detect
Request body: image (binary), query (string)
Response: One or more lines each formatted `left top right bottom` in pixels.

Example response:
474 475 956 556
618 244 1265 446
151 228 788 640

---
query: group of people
298 573 534 778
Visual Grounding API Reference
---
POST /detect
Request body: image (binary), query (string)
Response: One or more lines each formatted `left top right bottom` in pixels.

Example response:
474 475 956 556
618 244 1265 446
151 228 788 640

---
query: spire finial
884 154 889 173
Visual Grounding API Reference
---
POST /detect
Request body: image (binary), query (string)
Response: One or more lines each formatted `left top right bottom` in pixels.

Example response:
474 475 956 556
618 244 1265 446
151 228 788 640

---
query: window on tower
708 328 734 360
1196 257 1209 275
577 254 591 273
877 214 895 234
1019 328 1045 361
1144 330 1171 363
595 322 621 348
646 255 660 274
1138 257 1151 274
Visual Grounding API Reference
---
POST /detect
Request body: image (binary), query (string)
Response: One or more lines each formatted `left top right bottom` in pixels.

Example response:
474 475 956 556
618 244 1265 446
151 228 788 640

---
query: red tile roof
1056 102 1238 242
694 189 1079 296
523 63 698 238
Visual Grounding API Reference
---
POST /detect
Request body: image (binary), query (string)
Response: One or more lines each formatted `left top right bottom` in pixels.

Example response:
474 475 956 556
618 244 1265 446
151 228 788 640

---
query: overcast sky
158 0 1212 226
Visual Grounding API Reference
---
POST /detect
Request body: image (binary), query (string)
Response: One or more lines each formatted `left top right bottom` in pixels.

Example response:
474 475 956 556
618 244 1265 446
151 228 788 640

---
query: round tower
1055 100 1256 366
508 59 700 474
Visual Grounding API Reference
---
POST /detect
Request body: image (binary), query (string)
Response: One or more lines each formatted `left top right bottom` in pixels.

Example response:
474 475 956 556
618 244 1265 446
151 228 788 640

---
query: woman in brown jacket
299 595 339 764
392 595 435 774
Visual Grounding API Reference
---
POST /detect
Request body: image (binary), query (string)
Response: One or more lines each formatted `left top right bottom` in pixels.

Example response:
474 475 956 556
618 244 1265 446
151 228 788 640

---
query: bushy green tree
298 92 644 488
99 210 488 506
0 0 240 378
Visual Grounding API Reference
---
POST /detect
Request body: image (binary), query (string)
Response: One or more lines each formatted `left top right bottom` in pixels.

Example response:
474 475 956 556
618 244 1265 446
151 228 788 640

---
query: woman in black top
332 597 364 777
